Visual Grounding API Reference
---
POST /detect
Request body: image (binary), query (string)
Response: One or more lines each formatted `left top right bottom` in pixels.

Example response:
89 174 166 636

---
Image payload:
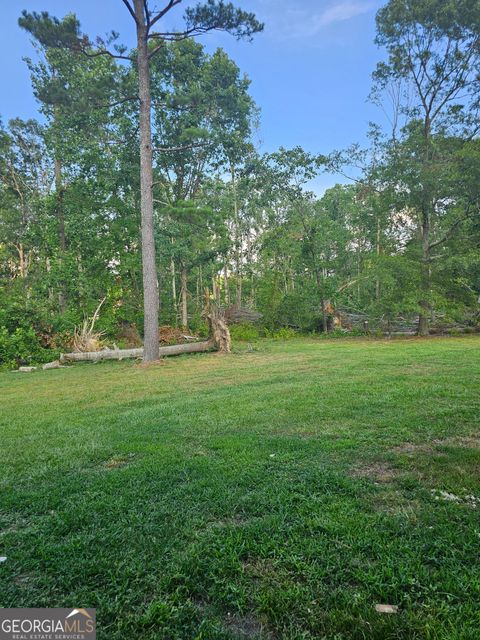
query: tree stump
203 290 231 353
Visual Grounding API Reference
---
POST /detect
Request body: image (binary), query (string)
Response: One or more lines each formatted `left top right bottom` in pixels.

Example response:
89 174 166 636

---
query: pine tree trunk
320 295 329 333
55 157 67 313
134 0 159 361
231 165 242 306
418 116 432 337
214 276 221 305
418 210 430 336
375 216 381 300
17 244 26 278
181 266 188 328
196 271 200 311
170 257 178 327
315 269 328 333
224 264 230 305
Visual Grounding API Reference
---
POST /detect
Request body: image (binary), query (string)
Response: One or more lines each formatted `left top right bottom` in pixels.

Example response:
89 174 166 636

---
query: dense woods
1 0 479 367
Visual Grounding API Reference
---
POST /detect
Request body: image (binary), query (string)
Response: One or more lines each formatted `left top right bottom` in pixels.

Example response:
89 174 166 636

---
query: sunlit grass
1 337 479 639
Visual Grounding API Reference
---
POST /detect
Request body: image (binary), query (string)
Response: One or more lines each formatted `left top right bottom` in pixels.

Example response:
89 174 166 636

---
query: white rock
438 490 461 502
375 604 398 614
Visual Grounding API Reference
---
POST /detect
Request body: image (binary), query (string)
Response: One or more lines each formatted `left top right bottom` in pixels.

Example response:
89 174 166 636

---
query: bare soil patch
224 612 276 639
351 461 398 483
391 436 480 455
103 453 136 469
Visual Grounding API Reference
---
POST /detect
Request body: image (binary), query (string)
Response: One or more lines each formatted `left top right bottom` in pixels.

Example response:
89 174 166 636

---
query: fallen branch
60 341 213 363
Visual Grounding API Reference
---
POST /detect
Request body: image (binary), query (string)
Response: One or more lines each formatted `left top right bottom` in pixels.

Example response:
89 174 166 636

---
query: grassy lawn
1 336 479 639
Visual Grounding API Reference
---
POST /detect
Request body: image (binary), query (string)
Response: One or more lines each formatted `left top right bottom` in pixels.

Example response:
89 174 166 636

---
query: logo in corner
66 608 93 619
0 607 96 639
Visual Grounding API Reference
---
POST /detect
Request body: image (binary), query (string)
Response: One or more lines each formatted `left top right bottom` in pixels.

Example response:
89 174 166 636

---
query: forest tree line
1 0 479 366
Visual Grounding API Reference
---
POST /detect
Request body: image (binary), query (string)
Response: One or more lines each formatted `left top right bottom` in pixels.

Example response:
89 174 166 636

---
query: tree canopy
0 0 479 367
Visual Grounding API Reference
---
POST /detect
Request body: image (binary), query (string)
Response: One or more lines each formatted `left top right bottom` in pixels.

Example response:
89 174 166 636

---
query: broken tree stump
203 289 231 353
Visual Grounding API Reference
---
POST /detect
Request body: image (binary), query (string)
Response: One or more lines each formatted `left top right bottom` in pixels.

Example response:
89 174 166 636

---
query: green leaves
18 11 81 49
184 0 264 41
374 0 480 128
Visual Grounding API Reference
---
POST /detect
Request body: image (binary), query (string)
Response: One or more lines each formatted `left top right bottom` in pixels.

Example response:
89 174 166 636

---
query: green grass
1 336 479 639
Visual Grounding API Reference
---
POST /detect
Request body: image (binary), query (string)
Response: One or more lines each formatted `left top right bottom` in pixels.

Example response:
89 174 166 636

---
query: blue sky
2 0 387 192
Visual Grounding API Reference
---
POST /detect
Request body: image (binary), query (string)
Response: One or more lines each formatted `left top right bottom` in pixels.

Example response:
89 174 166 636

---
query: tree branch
81 46 132 61
154 141 211 153
428 213 471 251
121 0 139 24
95 95 139 109
148 1 183 29
148 26 208 41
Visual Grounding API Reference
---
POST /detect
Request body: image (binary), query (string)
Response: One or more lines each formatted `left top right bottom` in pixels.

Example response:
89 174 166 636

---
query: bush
262 327 298 340
0 326 59 369
188 315 209 338
447 328 463 336
317 328 367 339
229 323 260 342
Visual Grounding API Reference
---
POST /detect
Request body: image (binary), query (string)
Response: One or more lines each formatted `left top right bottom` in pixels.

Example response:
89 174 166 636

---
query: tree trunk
315 269 328 333
418 116 432 337
181 266 188 328
321 298 328 333
55 157 67 313
223 263 230 305
213 276 221 305
15 243 26 278
356 244 361 305
418 212 430 336
134 0 159 361
170 257 178 327
196 270 200 312
375 216 381 300
231 165 242 306
204 291 231 353
60 341 212 363
236 273 242 307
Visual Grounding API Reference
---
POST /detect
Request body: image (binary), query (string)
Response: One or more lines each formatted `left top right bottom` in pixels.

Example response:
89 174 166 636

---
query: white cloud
317 1 375 28
267 1 377 41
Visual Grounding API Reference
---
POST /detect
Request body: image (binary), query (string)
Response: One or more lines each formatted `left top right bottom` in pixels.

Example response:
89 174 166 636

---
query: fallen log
60 341 213 363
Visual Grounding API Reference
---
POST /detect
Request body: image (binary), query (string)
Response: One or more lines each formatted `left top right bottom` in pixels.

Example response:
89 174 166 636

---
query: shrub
447 328 463 336
0 326 58 369
262 327 298 340
229 323 260 342
188 315 209 338
317 328 367 339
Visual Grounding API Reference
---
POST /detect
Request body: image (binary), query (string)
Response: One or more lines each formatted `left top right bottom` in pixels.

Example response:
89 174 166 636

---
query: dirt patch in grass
371 488 421 518
0 515 30 536
391 436 480 455
14 573 37 588
103 453 136 469
241 559 281 585
224 612 275 639
351 461 399 484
